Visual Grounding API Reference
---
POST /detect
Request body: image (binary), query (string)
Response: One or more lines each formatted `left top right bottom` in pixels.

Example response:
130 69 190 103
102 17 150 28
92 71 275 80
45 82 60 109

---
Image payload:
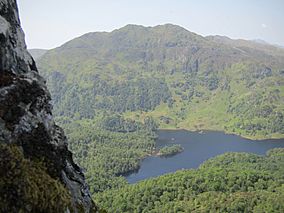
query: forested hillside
96 148 284 212
37 24 284 139
57 115 158 193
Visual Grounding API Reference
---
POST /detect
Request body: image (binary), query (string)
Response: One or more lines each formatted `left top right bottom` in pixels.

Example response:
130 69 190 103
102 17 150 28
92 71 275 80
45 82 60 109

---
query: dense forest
35 24 284 139
95 148 284 212
58 115 158 193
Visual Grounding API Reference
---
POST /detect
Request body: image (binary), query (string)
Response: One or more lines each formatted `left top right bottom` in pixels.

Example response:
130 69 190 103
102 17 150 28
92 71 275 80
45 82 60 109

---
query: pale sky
18 0 284 49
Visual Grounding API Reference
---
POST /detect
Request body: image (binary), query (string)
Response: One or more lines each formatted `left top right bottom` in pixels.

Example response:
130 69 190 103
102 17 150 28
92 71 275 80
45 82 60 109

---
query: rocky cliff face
0 0 96 212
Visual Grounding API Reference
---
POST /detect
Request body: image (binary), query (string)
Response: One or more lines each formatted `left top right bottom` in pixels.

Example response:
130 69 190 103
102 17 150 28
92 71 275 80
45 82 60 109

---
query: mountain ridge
39 24 284 75
43 24 284 58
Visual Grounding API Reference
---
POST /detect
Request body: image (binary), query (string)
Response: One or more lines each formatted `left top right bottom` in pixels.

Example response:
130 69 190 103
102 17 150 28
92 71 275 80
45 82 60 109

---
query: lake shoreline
158 127 284 141
126 130 284 183
124 129 282 178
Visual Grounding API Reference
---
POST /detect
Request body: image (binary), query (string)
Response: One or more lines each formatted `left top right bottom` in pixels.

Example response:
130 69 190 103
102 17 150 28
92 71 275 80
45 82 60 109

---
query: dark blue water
126 130 284 183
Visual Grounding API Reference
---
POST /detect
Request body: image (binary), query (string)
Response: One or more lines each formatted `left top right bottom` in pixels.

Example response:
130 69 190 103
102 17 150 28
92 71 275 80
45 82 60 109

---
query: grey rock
0 0 97 212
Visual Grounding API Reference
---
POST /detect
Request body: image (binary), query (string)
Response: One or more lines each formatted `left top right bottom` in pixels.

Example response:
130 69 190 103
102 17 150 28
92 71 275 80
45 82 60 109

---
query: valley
32 24 284 212
2 0 284 212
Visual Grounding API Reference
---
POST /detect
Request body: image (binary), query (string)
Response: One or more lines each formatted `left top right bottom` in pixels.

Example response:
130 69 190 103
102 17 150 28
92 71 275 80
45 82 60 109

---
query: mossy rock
0 143 72 213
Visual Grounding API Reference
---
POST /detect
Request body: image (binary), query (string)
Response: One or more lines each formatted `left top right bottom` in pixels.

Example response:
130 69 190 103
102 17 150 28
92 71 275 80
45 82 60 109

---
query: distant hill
28 49 48 60
36 24 284 139
207 35 284 58
252 39 270 45
252 39 284 49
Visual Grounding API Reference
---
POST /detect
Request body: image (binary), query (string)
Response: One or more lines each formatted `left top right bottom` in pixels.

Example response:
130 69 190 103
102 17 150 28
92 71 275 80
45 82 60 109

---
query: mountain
28 48 48 60
0 0 96 212
37 24 284 140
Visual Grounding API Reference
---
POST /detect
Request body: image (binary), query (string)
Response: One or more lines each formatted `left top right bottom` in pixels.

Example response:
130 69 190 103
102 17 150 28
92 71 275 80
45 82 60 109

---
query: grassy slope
124 70 284 139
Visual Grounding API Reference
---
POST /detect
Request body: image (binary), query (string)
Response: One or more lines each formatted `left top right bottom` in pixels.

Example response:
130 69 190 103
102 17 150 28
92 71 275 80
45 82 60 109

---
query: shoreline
124 147 184 178
158 127 284 141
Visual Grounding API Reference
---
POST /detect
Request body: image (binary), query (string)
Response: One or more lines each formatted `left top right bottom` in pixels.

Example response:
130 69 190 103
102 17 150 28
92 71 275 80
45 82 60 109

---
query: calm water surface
126 130 284 183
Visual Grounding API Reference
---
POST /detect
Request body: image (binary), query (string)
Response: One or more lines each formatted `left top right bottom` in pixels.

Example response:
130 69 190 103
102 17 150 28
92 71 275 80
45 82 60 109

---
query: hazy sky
18 0 284 49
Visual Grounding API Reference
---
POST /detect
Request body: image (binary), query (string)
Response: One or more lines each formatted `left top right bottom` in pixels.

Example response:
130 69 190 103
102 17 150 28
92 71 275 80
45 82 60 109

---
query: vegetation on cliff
0 144 72 213
0 0 96 211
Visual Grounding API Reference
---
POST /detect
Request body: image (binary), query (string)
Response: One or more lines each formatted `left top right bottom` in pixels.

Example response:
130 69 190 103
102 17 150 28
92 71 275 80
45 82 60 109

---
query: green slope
37 24 284 139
